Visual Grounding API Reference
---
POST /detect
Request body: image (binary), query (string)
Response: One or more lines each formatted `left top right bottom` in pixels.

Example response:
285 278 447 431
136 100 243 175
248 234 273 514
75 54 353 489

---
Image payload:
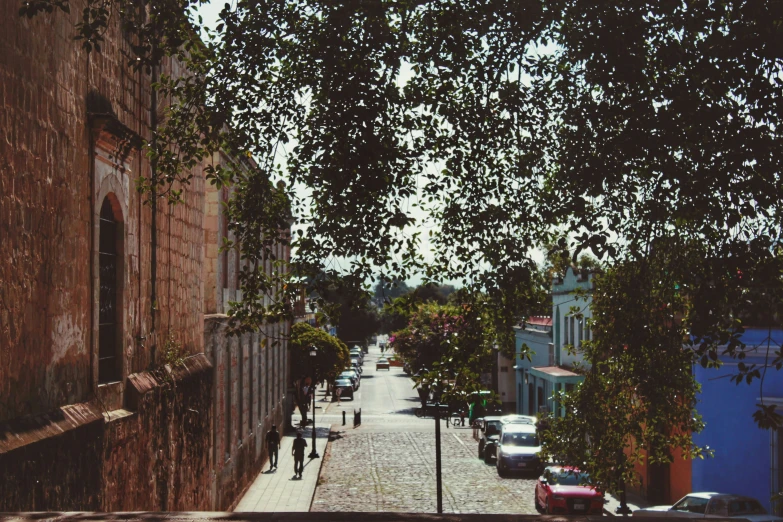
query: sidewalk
604 490 650 516
234 423 331 512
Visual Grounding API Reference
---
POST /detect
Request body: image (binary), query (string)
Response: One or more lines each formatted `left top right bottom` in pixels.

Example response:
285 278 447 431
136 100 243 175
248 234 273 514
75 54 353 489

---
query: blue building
513 316 553 415
515 267 595 417
692 327 783 514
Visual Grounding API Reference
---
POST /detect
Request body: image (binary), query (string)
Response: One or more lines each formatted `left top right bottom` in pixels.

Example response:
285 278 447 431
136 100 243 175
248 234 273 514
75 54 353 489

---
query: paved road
310 345 539 514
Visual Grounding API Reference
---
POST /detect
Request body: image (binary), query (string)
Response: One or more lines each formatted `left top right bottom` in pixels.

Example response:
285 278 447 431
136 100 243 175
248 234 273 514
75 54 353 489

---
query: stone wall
0 354 213 511
202 152 292 510
0 1 289 512
0 0 205 423
0 1 211 511
205 316 287 510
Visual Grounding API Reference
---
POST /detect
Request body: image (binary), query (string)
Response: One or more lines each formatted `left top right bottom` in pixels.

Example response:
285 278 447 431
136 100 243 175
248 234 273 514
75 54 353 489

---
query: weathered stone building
203 152 292 510
0 2 290 511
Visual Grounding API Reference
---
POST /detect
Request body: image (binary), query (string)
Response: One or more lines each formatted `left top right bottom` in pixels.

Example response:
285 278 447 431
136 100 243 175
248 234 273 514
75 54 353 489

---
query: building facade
513 316 553 416
690 327 783 513
0 3 289 511
203 154 292 510
515 268 593 418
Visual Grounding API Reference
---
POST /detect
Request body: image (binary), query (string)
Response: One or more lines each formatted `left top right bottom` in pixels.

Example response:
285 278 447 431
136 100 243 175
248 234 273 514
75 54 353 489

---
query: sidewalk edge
308 423 334 512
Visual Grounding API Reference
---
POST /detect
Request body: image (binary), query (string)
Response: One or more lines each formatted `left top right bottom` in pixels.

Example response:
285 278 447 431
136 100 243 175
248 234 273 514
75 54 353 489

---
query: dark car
535 466 603 515
332 378 354 400
338 370 360 390
478 416 504 463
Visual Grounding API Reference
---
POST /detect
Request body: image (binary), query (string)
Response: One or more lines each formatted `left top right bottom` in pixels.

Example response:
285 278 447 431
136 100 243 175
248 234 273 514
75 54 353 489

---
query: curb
308 423 333 512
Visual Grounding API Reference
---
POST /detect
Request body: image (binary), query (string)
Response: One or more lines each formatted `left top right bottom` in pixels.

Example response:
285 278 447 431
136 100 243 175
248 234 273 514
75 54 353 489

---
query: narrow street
309 344 539 514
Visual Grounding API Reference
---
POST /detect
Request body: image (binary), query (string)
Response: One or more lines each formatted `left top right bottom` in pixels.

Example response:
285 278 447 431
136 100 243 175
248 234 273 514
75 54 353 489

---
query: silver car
634 493 782 522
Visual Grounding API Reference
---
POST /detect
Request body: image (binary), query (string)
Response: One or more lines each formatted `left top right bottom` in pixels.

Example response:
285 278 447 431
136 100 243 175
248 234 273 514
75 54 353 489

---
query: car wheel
534 494 542 512
478 443 484 459
497 464 506 478
545 498 551 515
484 449 492 464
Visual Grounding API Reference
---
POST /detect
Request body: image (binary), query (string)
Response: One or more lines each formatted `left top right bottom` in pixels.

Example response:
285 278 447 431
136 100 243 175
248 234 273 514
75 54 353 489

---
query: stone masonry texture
0 0 204 422
0 0 291 512
1 1 210 511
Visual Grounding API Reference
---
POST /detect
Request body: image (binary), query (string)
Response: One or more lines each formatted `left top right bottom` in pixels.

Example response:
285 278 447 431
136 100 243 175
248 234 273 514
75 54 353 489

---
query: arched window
98 197 121 383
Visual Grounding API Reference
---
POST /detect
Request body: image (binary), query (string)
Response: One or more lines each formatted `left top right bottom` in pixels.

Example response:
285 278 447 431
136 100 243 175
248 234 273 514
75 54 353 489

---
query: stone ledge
0 402 103 454
126 353 213 410
0 514 733 522
168 353 213 384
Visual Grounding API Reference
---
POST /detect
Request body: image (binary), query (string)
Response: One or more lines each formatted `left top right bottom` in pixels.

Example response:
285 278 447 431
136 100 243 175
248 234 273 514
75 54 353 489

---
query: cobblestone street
309 345 538 514
311 428 538 514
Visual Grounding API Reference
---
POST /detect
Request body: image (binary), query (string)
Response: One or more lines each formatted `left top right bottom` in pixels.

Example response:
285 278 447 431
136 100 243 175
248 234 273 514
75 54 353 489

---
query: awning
529 366 584 384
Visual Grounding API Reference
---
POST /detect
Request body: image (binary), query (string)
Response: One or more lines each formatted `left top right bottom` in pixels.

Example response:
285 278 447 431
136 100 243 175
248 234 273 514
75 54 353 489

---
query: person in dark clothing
265 425 280 470
292 431 308 479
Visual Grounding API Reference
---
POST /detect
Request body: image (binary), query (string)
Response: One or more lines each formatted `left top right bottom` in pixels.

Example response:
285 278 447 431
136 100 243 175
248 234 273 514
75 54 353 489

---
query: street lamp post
434 401 443 514
308 346 320 459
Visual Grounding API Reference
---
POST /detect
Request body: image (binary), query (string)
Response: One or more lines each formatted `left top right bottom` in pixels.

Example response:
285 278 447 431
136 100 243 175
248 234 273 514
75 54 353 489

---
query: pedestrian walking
265 425 280 470
292 431 308 479
335 386 342 404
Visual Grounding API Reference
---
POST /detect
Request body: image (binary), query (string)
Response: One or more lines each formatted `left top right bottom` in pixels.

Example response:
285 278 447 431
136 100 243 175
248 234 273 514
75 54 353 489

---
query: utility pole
435 403 443 514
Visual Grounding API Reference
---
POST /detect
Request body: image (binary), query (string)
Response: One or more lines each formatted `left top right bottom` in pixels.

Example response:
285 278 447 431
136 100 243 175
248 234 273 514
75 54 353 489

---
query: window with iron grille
98 197 121 383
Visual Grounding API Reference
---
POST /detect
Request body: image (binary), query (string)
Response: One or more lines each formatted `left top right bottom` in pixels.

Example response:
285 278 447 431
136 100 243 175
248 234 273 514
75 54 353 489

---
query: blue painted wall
692 327 783 512
515 326 552 415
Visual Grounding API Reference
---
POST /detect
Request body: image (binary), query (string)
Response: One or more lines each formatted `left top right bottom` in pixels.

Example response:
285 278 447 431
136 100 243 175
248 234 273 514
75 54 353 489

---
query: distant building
512 316 552 415
515 267 594 417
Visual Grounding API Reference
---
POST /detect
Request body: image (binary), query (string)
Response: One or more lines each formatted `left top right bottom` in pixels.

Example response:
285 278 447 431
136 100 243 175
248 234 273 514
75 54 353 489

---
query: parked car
535 466 603 515
350 349 363 363
501 414 536 425
351 360 363 374
350 355 363 367
332 378 354 400
339 370 360 390
634 493 782 522
376 357 391 370
478 416 504 462
496 422 542 477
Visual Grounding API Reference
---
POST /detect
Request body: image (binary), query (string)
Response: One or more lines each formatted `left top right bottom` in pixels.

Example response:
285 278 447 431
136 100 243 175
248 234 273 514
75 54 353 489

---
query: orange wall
626 438 692 503
669 447 692 503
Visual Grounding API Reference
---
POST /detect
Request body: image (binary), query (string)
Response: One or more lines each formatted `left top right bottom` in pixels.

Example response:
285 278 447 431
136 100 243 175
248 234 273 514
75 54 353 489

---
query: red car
535 466 604 515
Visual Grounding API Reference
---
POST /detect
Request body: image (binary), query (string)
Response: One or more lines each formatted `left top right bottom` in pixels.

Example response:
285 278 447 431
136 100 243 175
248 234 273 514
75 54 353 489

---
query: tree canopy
289 322 350 384
389 301 497 400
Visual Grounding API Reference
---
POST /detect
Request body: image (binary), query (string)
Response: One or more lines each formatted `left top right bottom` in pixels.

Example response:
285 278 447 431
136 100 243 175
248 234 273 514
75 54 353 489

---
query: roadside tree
290 322 349 424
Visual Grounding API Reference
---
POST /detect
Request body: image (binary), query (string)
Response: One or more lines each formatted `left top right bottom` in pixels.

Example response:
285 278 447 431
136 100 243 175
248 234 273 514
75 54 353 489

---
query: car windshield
549 470 591 486
485 421 502 436
501 432 539 446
